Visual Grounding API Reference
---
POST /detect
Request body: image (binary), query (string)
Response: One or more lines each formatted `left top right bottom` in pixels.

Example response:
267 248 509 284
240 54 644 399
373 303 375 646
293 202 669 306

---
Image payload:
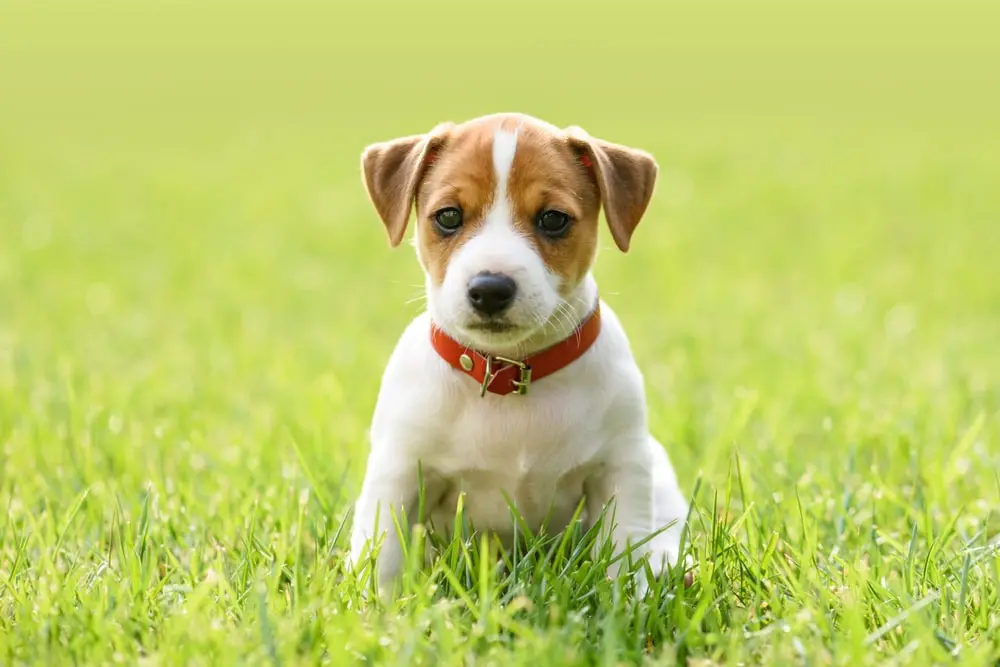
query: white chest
418 379 609 538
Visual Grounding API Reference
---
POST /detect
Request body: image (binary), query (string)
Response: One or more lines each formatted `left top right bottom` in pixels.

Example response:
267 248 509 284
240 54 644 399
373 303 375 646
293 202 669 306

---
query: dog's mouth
466 320 518 334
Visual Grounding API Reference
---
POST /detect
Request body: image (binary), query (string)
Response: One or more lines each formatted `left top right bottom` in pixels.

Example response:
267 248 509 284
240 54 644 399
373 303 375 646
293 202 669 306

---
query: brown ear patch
565 126 658 252
360 123 453 247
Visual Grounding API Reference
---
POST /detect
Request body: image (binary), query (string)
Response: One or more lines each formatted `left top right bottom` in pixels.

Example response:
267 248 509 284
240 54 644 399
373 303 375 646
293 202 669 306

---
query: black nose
467 272 517 316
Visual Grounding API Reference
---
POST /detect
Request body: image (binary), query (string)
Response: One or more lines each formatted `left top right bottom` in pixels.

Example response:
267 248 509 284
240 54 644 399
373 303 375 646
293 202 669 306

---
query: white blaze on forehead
491 127 519 197
443 123 541 279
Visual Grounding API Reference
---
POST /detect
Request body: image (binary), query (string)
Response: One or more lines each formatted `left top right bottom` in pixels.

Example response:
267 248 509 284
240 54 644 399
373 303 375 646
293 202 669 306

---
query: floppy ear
564 126 658 252
360 123 452 247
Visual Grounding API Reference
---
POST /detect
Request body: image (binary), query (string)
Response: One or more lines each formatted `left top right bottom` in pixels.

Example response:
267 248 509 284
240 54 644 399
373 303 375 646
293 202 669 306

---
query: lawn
1 0 999 664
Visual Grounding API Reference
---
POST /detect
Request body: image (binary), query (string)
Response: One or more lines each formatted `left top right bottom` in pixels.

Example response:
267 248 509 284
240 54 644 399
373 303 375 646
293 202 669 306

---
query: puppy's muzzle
467 272 516 317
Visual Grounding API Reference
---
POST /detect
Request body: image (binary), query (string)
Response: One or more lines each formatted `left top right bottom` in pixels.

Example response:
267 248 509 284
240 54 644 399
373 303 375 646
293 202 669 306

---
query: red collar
430 302 602 396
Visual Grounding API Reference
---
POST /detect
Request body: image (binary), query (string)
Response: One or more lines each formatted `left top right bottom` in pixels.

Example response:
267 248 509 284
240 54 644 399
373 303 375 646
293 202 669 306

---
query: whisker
555 305 574 336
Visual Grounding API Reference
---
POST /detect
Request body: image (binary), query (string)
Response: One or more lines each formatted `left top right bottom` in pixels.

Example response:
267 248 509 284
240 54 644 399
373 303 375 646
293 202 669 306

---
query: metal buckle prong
479 356 494 397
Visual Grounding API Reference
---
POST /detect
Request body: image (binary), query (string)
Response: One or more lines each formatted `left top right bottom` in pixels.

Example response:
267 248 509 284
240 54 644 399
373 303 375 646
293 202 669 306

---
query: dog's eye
433 207 464 234
536 210 572 237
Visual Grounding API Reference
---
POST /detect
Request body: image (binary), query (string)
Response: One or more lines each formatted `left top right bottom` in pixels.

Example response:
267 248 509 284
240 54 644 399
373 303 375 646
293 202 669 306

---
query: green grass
2 0 1000 664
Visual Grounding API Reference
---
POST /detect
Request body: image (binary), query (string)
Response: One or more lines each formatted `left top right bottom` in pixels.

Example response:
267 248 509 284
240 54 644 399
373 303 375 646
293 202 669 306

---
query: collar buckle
480 355 532 397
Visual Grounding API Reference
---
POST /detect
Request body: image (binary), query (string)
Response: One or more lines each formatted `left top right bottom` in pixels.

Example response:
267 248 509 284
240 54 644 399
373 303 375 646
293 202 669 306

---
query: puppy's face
361 113 657 350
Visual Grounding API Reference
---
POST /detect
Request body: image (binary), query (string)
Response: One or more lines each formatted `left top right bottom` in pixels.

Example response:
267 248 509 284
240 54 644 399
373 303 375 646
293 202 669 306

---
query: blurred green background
3 0 997 476
1 0 999 662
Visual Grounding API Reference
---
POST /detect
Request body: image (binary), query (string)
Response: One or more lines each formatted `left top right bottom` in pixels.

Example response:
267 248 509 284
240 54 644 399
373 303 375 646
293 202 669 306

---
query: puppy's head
360 112 657 350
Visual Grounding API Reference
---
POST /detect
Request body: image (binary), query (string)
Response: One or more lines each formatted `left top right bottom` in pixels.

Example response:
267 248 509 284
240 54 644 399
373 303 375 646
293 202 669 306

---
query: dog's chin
466 320 518 334
456 317 540 352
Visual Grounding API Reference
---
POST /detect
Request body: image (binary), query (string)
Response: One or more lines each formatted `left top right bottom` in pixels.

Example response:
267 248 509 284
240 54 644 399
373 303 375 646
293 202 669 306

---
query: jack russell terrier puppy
349 112 689 595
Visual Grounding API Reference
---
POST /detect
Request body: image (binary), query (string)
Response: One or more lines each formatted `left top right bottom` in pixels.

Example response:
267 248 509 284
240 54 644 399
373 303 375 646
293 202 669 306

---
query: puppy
349 112 689 595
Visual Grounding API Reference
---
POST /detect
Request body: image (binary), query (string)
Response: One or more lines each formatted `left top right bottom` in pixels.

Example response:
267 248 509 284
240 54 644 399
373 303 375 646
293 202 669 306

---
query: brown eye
433 207 463 234
536 210 571 237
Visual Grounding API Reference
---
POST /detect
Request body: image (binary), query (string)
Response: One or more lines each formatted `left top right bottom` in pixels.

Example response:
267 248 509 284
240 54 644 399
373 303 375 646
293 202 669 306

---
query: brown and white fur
349 112 689 595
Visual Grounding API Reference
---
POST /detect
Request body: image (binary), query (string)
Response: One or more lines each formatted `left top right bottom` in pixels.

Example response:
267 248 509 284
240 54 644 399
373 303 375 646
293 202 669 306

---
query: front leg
584 442 656 581
585 435 688 593
349 451 422 594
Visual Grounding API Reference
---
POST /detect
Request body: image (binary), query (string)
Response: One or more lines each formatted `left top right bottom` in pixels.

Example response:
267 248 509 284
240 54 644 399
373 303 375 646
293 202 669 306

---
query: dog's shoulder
583 300 644 380
380 312 457 383
369 313 466 447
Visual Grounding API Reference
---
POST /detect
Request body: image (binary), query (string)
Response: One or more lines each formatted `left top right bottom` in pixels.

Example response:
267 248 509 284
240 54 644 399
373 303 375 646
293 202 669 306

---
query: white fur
492 127 518 191
350 125 690 596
